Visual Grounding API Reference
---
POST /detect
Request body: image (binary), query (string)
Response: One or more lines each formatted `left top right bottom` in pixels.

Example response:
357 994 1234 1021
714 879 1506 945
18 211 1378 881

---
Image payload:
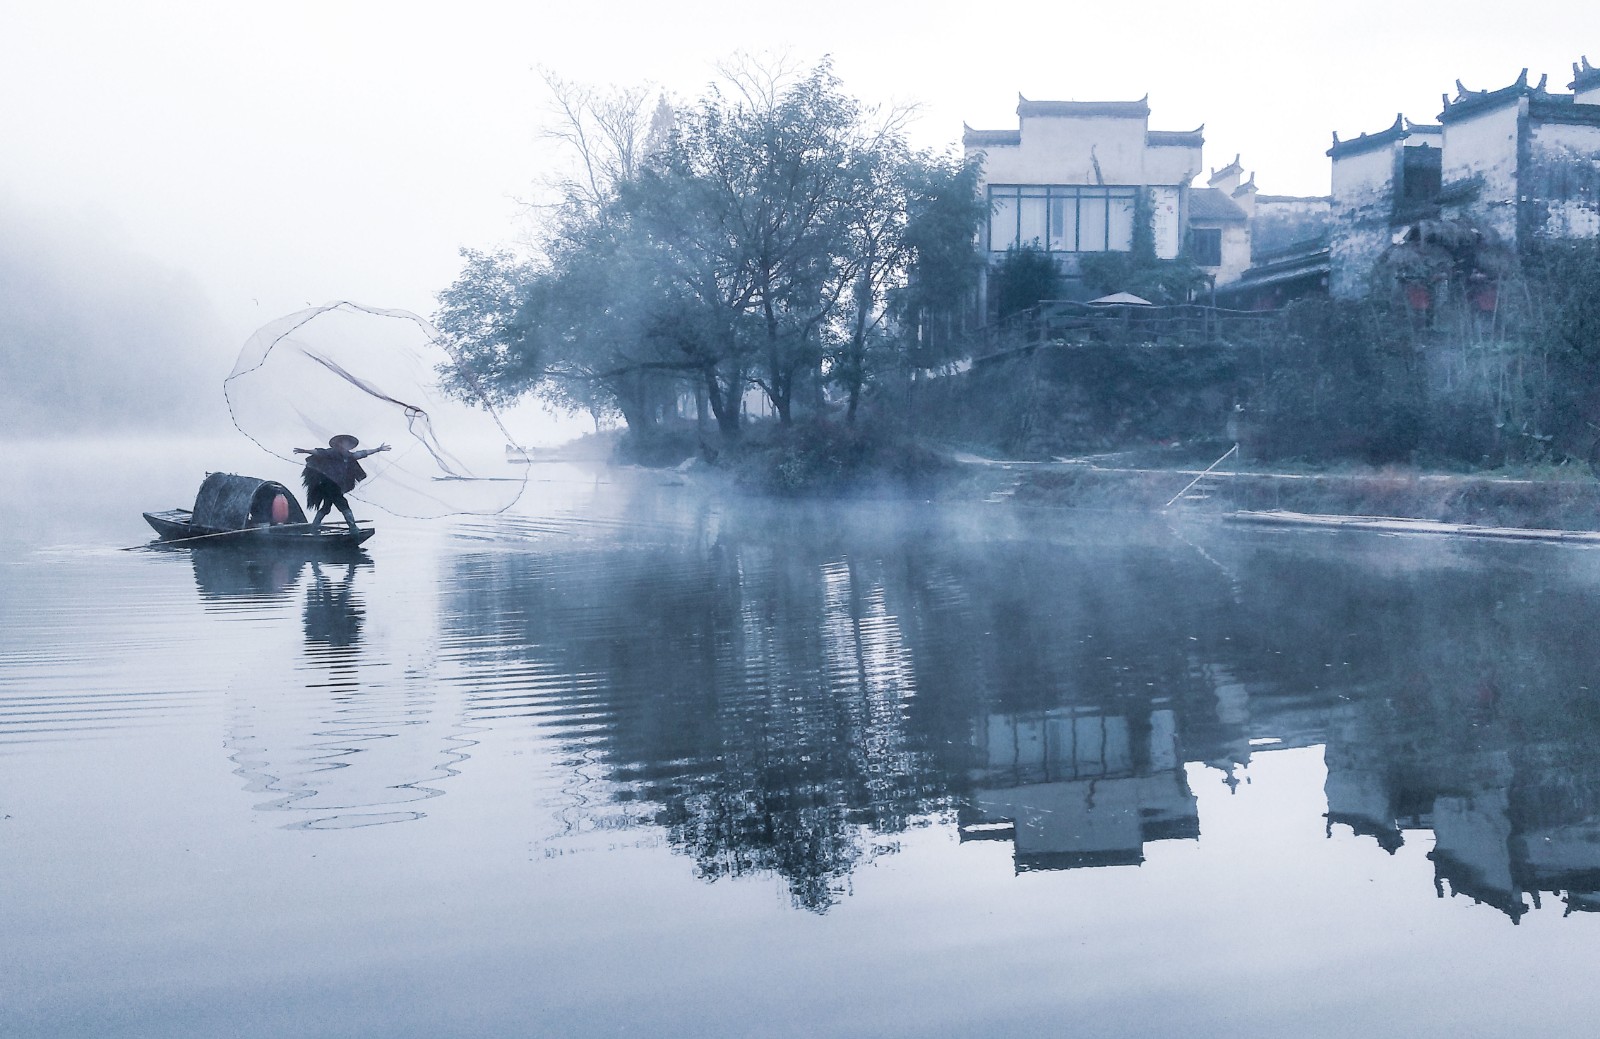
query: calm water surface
4 440 1600 1037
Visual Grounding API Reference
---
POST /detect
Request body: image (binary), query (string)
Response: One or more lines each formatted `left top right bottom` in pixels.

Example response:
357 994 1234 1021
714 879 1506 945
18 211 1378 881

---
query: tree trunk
704 366 742 439
616 399 656 437
611 373 662 438
772 369 792 425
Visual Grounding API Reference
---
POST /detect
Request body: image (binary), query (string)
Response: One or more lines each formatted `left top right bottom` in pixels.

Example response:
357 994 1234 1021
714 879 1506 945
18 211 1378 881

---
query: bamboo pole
1162 444 1239 510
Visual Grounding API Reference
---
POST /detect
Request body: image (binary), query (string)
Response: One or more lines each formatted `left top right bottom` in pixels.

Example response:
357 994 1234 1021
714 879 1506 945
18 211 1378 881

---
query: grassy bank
1005 461 1600 531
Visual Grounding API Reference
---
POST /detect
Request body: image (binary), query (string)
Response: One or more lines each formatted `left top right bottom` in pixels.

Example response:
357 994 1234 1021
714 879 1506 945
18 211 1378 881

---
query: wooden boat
144 472 374 549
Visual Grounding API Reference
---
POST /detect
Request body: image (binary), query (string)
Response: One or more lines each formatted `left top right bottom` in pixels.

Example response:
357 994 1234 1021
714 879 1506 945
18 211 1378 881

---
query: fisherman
293 434 390 530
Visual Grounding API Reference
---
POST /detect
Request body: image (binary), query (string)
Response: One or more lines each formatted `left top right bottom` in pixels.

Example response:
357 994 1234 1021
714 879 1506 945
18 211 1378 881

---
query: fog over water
0 196 228 436
4 441 1600 1036
6 6 1600 1035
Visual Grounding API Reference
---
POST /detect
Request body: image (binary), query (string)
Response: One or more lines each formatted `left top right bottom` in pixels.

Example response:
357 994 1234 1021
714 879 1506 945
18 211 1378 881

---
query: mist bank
0 195 231 437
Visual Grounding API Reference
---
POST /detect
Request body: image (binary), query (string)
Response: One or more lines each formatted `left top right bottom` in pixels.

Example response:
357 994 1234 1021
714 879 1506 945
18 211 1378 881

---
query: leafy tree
632 61 866 428
433 248 544 405
892 154 986 368
990 244 1062 321
831 149 987 423
1519 239 1600 461
436 75 698 436
438 59 988 448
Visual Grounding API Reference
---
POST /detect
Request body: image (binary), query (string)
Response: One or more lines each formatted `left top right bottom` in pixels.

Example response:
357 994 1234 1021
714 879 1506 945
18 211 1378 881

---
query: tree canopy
436 59 985 443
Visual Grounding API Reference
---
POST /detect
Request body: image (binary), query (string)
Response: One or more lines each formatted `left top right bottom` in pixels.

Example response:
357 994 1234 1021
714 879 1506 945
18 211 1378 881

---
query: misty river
5 439 1600 1037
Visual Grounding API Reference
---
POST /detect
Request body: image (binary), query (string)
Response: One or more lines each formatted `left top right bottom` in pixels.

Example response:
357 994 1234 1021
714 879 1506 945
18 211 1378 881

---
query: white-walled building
964 96 1227 304
1192 158 1253 285
1326 115 1444 298
1328 60 1600 300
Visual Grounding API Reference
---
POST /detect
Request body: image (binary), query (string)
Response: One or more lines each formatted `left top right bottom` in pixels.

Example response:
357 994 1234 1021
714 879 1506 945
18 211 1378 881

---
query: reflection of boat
191 545 307 600
144 472 374 549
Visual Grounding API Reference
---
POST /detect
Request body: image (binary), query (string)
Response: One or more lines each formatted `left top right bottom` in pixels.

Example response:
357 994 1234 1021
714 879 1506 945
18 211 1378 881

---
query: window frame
988 184 1139 254
1187 226 1223 267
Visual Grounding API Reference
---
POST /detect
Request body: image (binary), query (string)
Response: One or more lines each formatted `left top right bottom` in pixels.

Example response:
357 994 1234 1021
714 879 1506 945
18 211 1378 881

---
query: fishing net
224 302 527 519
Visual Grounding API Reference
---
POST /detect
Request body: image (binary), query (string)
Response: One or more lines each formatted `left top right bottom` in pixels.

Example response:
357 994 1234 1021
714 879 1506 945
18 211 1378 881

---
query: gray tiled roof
1188 188 1248 222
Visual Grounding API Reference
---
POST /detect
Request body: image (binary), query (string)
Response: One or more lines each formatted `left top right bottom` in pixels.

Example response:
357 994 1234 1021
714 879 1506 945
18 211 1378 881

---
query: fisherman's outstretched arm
353 444 392 458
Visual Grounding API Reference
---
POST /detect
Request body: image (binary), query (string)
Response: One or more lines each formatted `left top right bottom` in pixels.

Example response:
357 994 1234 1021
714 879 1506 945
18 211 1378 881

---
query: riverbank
984 456 1600 532
622 424 1600 533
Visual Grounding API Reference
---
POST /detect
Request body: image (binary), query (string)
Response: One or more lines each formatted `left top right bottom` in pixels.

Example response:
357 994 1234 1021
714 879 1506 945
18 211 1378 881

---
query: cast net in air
224 302 527 519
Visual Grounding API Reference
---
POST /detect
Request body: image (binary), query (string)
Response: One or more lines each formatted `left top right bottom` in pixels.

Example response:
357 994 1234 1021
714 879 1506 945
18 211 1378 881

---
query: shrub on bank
613 424 700 467
916 339 1244 460
721 421 958 497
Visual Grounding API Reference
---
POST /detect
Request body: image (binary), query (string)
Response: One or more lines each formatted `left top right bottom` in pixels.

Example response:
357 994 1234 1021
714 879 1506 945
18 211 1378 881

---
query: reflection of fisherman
293 434 390 529
303 561 364 649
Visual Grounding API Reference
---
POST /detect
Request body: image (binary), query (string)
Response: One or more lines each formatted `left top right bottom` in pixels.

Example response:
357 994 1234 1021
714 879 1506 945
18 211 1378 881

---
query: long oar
124 521 361 551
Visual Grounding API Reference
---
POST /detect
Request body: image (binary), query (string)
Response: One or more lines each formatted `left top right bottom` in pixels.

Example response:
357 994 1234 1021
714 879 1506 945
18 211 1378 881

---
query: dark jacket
302 447 368 494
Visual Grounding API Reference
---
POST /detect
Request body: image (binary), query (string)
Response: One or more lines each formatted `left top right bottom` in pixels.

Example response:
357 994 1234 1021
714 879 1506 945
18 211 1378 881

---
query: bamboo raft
1224 510 1600 544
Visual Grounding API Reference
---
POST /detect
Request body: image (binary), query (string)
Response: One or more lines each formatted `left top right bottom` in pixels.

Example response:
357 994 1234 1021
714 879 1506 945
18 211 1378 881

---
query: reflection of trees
445 503 1600 918
450 508 942 910
446 509 1258 907
650 553 930 908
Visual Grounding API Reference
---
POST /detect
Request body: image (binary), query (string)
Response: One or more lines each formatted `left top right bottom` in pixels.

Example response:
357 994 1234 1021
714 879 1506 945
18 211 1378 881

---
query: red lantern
270 494 289 524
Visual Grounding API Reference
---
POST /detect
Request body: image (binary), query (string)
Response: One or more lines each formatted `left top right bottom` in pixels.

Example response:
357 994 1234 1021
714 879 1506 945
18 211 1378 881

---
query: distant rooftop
1438 68 1549 122
1189 188 1248 222
1016 96 1151 119
964 95 1202 151
1147 128 1204 148
1573 55 1600 92
1209 155 1243 184
1328 114 1409 159
962 126 1021 148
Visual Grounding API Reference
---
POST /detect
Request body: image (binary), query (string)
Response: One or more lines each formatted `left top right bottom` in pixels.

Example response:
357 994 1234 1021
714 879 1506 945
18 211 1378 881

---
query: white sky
3 1 1595 362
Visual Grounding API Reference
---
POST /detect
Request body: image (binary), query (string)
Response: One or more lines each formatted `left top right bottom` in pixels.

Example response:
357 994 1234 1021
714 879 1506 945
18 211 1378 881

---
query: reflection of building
1431 783 1527 921
960 708 1198 871
429 501 1600 923
1323 702 1600 924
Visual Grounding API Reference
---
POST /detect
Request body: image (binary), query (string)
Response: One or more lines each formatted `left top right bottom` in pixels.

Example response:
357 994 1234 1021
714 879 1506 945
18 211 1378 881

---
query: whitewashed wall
1440 101 1523 245
1329 142 1400 298
1526 117 1600 239
1150 185 1183 259
982 113 1149 185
